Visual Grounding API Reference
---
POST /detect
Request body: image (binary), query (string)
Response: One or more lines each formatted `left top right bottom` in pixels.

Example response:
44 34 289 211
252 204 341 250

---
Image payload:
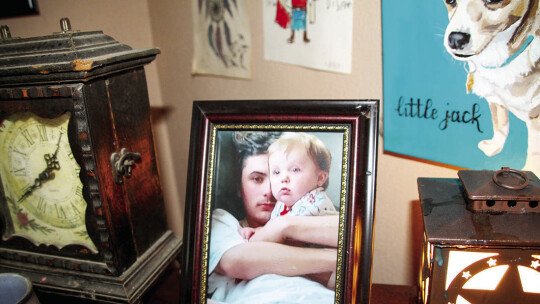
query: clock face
0 112 97 252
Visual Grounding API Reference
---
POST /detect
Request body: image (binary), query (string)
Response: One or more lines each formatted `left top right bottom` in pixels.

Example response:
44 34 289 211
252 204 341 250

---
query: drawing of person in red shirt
289 0 309 43
275 0 313 43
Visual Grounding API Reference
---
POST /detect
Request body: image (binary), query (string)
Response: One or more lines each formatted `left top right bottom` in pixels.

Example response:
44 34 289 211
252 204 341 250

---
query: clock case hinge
110 148 141 184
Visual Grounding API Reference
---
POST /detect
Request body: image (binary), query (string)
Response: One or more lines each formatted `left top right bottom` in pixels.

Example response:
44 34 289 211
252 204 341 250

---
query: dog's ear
509 0 538 51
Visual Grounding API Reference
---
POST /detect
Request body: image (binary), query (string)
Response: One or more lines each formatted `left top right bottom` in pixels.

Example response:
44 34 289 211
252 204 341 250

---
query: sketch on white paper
192 0 251 79
263 0 353 74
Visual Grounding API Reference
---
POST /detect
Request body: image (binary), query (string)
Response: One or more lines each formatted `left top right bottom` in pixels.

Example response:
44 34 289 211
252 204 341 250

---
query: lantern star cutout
532 260 540 269
459 265 540 304
487 258 497 267
462 271 472 279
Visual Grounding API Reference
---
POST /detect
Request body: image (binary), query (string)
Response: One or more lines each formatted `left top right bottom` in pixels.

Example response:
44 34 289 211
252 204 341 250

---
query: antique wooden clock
0 19 181 302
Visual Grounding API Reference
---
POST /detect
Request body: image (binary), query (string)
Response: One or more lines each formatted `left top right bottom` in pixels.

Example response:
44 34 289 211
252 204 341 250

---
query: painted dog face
443 0 532 64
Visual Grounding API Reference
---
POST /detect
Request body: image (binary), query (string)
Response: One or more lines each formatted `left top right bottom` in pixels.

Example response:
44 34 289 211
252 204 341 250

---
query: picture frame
180 100 379 303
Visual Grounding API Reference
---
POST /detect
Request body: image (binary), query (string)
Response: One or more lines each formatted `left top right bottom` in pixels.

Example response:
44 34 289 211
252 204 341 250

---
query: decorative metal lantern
418 169 540 304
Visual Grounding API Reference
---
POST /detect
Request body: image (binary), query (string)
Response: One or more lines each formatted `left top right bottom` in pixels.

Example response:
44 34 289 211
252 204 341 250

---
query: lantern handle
492 167 529 190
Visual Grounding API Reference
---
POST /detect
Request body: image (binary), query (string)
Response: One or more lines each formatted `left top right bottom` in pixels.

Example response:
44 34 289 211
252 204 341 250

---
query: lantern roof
418 177 540 247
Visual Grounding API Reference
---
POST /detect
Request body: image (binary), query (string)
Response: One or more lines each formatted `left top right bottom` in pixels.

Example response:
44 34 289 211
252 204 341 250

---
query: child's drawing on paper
263 0 353 74
192 0 251 79
275 0 316 43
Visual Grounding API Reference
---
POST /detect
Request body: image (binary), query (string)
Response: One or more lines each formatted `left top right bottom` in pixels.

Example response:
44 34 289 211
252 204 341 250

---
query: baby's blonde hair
268 132 332 189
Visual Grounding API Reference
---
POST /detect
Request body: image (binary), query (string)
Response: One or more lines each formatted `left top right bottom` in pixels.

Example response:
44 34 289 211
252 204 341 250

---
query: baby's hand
239 227 256 240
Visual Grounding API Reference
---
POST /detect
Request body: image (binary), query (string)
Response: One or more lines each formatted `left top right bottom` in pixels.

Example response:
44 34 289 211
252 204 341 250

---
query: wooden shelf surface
37 265 419 303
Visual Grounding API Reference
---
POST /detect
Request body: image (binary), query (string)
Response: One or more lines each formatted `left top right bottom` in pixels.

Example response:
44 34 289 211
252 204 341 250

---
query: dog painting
442 0 540 174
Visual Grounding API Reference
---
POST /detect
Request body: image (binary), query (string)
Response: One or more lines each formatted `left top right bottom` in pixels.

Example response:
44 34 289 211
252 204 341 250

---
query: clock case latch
110 148 141 184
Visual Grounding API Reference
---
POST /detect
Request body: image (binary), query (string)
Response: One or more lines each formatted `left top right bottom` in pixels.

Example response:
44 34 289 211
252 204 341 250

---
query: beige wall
1 0 459 286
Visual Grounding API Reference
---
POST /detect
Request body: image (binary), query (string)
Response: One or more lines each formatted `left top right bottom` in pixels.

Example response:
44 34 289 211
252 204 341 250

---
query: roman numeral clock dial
0 112 97 252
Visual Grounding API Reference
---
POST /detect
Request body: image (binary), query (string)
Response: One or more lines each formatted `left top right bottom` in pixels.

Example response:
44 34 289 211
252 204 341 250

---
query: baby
268 132 337 219
239 132 338 239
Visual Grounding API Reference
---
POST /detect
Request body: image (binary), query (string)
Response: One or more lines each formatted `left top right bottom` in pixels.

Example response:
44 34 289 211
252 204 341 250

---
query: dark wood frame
180 100 379 303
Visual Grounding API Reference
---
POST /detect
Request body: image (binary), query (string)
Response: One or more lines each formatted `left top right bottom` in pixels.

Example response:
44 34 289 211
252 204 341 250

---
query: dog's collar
483 35 534 69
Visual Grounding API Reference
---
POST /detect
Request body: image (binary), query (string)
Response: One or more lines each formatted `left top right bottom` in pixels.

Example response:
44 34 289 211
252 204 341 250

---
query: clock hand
44 133 62 171
17 170 53 203
17 134 63 203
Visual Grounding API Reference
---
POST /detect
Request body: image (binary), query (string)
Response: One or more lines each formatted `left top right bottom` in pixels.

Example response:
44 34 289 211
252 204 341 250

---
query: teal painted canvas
382 0 532 171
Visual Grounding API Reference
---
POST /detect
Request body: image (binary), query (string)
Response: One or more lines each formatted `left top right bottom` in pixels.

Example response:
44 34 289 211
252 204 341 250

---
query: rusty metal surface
459 169 540 200
459 169 540 213
418 178 540 247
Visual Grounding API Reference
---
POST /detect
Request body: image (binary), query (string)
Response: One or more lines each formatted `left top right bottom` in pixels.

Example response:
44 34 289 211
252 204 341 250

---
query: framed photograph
180 100 379 303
